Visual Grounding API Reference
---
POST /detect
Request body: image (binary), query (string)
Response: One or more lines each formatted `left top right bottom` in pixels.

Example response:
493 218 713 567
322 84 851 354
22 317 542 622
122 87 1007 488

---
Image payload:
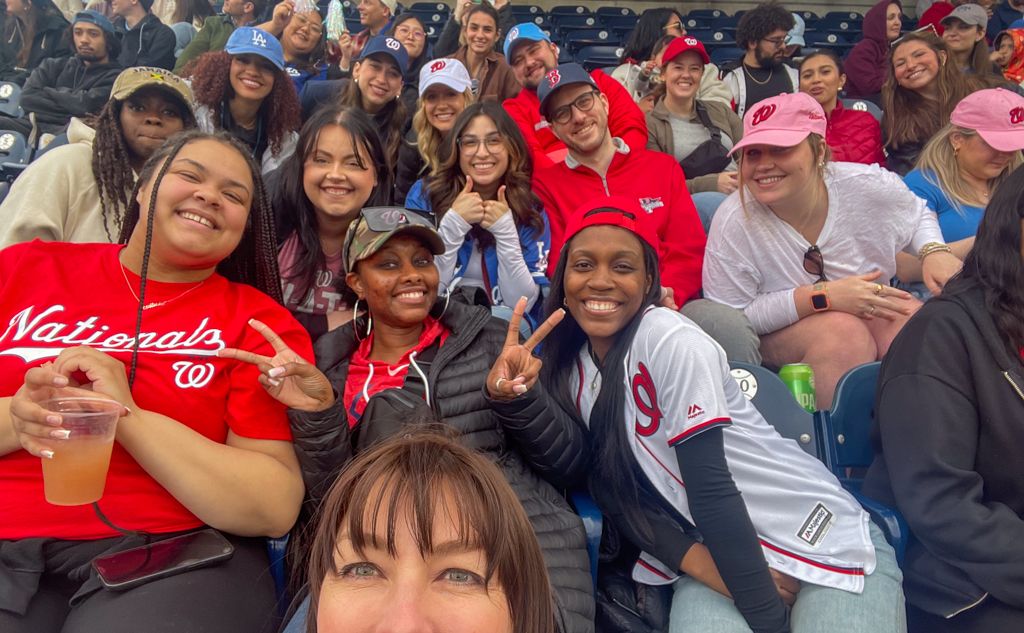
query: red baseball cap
729 92 828 156
950 87 1024 152
562 196 661 254
662 35 710 66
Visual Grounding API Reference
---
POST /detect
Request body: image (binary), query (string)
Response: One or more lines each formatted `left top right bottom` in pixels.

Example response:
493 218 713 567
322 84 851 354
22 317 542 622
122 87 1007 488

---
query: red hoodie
533 141 706 303
503 69 648 170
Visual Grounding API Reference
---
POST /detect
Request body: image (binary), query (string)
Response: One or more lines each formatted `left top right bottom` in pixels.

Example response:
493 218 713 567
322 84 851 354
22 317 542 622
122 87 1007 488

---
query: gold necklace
743 63 774 86
120 264 207 310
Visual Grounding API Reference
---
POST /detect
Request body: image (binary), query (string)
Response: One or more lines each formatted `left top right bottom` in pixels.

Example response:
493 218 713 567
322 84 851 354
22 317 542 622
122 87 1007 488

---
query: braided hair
116 130 282 385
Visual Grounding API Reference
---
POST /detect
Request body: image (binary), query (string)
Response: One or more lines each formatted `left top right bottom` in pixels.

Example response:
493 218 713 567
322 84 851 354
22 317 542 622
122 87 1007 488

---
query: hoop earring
352 298 373 340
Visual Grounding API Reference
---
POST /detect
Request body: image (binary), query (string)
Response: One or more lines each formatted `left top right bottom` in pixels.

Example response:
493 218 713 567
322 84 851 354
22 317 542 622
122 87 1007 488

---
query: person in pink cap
703 91 962 408
902 87 1024 284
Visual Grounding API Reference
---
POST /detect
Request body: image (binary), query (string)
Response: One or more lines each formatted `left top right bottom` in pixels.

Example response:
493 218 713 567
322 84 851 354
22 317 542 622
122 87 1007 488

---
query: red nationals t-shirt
0 241 314 540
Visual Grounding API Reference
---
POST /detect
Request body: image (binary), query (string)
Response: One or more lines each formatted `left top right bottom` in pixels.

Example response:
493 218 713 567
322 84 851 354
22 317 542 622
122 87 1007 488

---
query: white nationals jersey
573 307 875 593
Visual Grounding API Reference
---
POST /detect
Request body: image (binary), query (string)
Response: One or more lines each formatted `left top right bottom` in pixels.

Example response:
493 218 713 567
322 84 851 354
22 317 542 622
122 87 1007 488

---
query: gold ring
874 283 883 295
495 377 507 390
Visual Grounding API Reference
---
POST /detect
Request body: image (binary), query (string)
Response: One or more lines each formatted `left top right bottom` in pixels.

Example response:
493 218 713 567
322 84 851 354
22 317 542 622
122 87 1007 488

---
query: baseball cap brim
728 129 812 156
346 226 445 272
420 73 472 96
976 128 1024 152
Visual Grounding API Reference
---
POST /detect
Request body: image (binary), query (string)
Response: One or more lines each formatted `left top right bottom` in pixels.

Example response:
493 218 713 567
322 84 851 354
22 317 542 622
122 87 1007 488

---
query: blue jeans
669 522 906 633
690 191 728 234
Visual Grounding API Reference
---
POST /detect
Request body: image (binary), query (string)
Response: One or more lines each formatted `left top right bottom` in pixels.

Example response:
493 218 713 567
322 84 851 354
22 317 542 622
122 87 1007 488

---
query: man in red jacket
533 63 761 363
502 23 647 169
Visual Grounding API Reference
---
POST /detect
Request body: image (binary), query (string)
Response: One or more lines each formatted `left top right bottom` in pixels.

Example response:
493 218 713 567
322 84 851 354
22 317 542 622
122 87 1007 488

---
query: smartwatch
810 282 830 312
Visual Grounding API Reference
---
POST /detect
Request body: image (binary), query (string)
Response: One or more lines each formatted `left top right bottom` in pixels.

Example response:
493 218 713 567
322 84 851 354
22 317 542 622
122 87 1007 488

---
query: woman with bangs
882 30 978 175
273 105 393 340
703 92 961 408
405 102 550 324
308 430 555 633
395 58 474 204
185 27 302 175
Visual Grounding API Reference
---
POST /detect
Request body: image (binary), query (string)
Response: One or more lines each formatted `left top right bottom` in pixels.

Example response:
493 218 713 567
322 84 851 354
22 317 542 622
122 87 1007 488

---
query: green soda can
779 363 816 413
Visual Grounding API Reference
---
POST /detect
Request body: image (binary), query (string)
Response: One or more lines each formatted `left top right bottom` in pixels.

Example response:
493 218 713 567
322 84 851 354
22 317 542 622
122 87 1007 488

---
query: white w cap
418 58 473 97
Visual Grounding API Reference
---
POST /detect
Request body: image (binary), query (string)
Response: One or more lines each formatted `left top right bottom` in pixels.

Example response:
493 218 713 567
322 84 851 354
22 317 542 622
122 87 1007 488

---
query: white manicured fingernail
268 378 282 388
50 429 70 440
268 366 286 378
40 449 54 459
45 414 61 426
513 385 527 395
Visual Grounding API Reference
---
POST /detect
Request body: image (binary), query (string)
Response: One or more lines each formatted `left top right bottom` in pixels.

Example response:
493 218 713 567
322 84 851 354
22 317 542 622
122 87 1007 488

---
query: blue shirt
903 169 984 243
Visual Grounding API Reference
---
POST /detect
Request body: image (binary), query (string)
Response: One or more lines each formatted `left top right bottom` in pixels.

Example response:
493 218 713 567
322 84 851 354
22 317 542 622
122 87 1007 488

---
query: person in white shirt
539 197 906 633
703 92 962 408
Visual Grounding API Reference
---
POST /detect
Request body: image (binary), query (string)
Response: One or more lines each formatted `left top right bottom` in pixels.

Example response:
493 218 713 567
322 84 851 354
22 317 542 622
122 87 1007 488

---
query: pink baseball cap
950 88 1024 152
728 92 828 156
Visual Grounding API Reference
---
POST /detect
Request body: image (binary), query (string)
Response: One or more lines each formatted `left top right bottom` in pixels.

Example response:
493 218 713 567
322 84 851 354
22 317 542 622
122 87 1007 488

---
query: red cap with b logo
728 92 828 156
950 88 1024 152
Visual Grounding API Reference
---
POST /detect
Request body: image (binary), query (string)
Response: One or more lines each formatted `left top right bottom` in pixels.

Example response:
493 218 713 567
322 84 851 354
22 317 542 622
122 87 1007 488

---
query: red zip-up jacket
503 69 649 170
826 100 887 167
533 140 706 303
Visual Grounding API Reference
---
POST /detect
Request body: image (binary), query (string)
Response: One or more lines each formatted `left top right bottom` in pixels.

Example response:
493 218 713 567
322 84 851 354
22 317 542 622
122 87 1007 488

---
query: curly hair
426 102 544 249
881 32 978 150
735 1 795 49
183 50 302 156
620 8 682 63
86 94 197 241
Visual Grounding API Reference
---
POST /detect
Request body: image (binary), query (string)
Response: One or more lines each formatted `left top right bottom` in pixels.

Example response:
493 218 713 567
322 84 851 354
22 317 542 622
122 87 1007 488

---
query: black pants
907 599 1024 633
0 533 279 633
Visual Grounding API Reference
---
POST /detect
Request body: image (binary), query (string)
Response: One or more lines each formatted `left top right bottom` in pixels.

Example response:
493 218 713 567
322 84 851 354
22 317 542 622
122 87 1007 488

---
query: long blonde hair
412 87 474 177
917 123 1023 214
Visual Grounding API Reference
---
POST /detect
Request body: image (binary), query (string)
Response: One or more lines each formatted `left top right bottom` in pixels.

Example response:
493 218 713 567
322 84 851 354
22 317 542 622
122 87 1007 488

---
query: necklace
743 63 774 86
120 263 207 310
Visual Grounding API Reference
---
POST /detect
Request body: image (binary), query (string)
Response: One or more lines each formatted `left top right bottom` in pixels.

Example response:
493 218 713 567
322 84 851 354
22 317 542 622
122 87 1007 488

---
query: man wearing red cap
533 63 761 362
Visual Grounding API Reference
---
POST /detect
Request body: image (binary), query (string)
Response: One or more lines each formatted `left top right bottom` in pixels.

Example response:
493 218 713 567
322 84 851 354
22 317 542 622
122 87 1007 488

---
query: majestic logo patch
638 197 664 213
751 103 777 126
797 502 835 547
686 404 704 420
632 362 662 437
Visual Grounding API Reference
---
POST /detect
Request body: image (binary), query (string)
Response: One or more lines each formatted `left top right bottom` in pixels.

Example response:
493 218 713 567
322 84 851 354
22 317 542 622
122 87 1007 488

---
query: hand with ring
485 297 565 400
824 271 915 321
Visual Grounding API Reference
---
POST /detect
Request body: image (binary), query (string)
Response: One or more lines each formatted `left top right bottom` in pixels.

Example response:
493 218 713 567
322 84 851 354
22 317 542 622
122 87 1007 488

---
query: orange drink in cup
39 397 122 506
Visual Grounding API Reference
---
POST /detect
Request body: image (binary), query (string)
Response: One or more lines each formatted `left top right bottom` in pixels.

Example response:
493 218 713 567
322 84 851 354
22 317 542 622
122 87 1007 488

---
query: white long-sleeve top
436 210 540 310
703 162 944 335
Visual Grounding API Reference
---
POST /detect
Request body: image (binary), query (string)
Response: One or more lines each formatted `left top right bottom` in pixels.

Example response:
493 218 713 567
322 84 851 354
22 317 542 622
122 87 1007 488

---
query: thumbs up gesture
481 185 511 230
450 176 486 225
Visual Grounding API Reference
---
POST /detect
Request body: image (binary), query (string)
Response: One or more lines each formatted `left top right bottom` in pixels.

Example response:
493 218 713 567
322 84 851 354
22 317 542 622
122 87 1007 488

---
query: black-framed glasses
548 89 600 125
803 245 827 283
761 34 791 48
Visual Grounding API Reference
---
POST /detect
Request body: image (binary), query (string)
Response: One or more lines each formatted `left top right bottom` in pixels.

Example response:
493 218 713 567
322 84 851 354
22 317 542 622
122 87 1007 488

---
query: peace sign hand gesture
218 319 335 413
486 297 565 401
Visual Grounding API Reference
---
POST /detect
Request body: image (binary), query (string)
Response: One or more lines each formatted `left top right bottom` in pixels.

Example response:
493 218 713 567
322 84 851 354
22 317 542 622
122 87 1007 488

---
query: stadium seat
711 15 740 30
688 9 724 20
824 10 864 21
509 4 544 20
599 14 637 30
563 28 614 54
0 130 29 182
549 5 590 17
0 82 23 118
820 14 862 33
570 490 602 589
576 45 623 71
816 362 909 564
710 46 744 67
553 14 600 32
729 362 821 458
683 16 712 30
797 10 819 21
409 10 446 25
809 32 853 55
557 46 573 64
408 1 448 13
841 97 882 123
703 30 735 49
596 6 635 18
685 28 716 45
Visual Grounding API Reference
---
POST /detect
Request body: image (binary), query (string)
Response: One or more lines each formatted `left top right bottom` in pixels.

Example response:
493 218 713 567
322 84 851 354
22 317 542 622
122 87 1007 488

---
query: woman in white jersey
703 91 962 408
540 197 906 633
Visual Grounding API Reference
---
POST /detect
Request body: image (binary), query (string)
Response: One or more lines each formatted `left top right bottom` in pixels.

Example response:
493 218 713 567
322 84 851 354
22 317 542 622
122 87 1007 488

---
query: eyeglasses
395 25 426 40
762 34 791 48
291 13 324 36
343 207 437 271
457 133 504 154
890 23 937 48
663 20 683 32
548 90 600 125
803 245 827 283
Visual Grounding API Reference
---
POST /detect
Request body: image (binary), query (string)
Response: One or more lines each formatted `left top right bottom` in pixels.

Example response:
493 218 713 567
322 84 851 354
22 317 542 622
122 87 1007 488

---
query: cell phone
92 529 234 591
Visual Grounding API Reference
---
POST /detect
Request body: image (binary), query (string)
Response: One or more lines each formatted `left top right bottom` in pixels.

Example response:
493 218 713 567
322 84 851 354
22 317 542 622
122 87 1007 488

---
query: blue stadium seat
344 17 361 33
530 16 554 31
809 32 853 55
683 16 712 30
570 491 602 589
408 1 448 13
824 10 864 21
550 5 590 17
703 30 735 49
553 14 600 32
563 28 614 53
711 15 740 30
0 130 29 182
685 28 716 45
841 97 882 123
729 362 821 458
710 46 744 67
599 14 637 30
596 6 635 18
820 14 862 34
688 9 725 20
509 4 544 21
557 46 573 64
816 362 909 564
0 82 24 118
576 45 623 71
797 10 819 21
408 10 446 25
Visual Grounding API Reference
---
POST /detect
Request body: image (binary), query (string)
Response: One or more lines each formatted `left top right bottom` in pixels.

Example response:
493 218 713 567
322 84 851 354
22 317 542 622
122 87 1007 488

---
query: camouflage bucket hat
343 207 444 273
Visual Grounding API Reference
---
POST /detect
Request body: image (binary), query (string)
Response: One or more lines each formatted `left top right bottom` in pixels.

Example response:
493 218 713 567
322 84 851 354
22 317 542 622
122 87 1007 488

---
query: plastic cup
39 397 122 506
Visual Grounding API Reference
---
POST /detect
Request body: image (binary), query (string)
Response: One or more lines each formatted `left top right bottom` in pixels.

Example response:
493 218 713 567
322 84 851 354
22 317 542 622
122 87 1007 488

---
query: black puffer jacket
0 11 70 85
289 291 595 633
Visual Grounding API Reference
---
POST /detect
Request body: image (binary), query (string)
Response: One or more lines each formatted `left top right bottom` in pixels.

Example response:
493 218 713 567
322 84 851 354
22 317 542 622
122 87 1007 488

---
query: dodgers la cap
951 88 1024 152
537 63 598 119
419 58 472 96
359 35 409 74
729 92 827 156
503 22 552 63
225 27 285 70
562 196 661 254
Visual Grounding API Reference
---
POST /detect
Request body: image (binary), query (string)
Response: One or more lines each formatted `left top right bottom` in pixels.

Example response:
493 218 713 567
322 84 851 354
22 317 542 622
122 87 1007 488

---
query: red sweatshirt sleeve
593 69 649 153
532 166 565 276
504 92 557 170
659 160 707 303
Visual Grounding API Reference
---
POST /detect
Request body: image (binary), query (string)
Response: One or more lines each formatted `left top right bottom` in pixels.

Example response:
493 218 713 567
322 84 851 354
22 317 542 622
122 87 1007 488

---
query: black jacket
289 291 595 633
115 13 176 71
0 12 70 85
864 283 1024 620
395 126 424 205
20 56 122 127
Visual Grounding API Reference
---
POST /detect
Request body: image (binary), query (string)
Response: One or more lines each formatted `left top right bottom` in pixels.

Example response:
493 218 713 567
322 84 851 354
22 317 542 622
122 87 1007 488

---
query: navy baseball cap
225 27 285 71
503 22 552 63
537 63 598 119
73 10 115 35
359 35 409 74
